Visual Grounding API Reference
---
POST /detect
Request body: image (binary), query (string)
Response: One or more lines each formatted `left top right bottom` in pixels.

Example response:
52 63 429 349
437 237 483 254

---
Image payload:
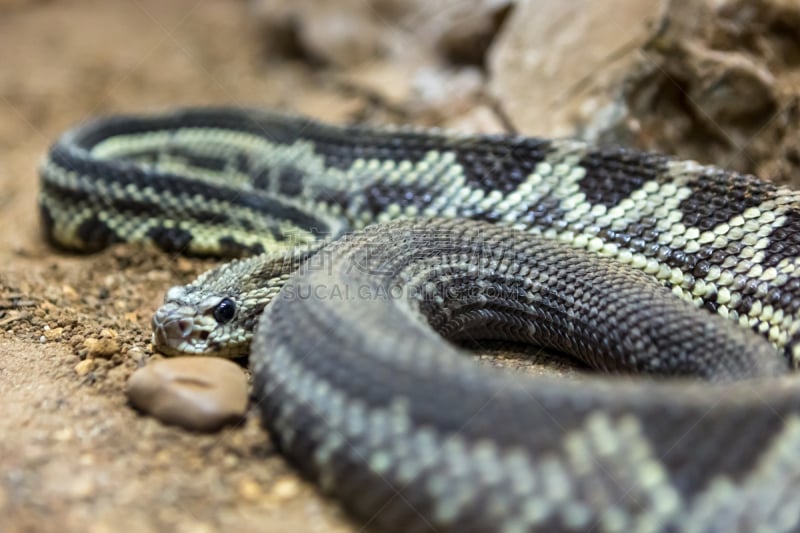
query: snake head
151 254 292 358
151 285 253 358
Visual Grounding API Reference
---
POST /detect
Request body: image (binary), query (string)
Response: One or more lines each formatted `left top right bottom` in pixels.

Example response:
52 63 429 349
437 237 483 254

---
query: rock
249 0 511 72
336 60 421 108
74 358 96 377
489 0 800 183
83 336 119 358
237 477 262 501
628 0 800 183
409 65 485 118
250 0 388 65
432 0 513 66
174 257 196 275
489 0 664 139
61 284 78 300
53 427 74 442
43 326 64 341
126 346 147 366
444 105 507 134
270 476 301 501
249 0 514 127
126 357 248 432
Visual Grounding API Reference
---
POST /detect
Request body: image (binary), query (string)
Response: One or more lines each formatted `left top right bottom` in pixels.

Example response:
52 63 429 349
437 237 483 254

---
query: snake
39 106 800 532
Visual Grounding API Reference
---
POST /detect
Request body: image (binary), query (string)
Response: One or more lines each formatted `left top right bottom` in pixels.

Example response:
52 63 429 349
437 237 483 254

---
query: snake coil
40 107 800 532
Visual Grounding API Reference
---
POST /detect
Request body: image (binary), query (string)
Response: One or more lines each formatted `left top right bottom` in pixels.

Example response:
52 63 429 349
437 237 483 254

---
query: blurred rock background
251 0 800 182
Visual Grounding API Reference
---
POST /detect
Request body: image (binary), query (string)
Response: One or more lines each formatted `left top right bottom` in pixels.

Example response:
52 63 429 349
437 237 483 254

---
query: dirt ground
2 1 799 532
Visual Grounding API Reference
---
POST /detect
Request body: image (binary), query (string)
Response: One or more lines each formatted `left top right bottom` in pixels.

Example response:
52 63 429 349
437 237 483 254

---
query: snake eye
213 298 236 324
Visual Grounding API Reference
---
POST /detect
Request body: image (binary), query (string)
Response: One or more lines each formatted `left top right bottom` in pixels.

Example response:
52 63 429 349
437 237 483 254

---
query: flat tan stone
489 0 665 137
126 357 248 432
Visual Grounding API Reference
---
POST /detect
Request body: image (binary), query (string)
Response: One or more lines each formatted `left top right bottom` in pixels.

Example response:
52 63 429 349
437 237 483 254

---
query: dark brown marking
679 170 773 231
577 148 671 208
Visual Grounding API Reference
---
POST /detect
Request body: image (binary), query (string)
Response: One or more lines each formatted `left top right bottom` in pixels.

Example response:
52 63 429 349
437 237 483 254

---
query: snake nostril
198 331 209 341
177 319 192 336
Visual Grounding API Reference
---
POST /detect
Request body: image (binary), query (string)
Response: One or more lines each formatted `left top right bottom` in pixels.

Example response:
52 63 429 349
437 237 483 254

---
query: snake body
39 107 800 532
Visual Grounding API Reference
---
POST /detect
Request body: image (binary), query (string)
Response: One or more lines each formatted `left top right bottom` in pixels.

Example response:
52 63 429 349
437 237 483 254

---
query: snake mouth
151 304 213 356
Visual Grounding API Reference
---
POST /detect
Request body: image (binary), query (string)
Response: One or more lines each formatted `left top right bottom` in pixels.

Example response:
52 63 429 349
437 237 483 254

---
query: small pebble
74 358 96 376
175 257 196 274
126 357 248 432
53 427 74 442
61 284 78 300
271 476 301 501
237 478 262 501
126 347 147 365
84 337 119 358
43 326 63 340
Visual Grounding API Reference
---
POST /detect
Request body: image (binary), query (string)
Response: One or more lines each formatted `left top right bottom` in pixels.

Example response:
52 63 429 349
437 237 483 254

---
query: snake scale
39 107 800 532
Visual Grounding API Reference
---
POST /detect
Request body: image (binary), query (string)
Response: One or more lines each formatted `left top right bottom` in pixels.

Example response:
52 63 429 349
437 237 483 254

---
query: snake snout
151 304 203 354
